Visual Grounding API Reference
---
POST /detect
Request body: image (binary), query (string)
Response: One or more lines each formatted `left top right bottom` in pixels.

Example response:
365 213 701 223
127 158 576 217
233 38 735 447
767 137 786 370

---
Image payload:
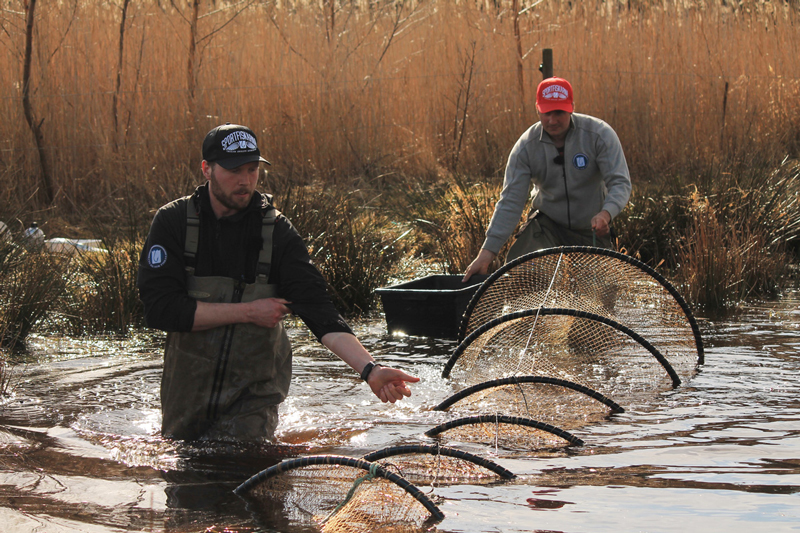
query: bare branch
46 0 78 67
268 12 317 72
197 0 258 45
169 0 190 25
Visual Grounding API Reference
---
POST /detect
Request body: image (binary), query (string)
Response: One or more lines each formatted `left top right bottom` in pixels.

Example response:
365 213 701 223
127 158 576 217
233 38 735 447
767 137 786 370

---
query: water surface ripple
0 291 798 532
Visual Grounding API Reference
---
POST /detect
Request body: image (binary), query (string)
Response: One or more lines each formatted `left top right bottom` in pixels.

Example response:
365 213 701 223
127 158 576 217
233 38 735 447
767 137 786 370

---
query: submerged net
444 309 679 401
363 443 515 485
434 375 623 431
425 415 584 450
235 455 443 532
459 247 703 382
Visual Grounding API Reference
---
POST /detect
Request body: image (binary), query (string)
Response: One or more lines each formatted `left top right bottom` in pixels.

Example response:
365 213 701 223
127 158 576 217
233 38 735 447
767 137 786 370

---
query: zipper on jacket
207 278 247 421
560 153 572 229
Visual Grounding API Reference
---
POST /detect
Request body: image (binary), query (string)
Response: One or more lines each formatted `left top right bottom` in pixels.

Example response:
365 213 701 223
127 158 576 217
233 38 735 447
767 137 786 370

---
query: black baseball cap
202 123 270 169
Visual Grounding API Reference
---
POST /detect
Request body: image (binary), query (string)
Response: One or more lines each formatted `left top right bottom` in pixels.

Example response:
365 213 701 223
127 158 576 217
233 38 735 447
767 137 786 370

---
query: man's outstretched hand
367 366 420 403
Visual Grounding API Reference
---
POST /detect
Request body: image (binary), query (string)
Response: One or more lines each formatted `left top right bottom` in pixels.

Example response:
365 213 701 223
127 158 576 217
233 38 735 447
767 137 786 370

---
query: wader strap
257 208 279 283
185 199 201 275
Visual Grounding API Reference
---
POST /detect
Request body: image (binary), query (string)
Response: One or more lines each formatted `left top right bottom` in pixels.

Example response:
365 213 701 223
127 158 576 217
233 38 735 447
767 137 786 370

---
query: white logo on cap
148 245 167 268
221 131 258 153
542 84 570 100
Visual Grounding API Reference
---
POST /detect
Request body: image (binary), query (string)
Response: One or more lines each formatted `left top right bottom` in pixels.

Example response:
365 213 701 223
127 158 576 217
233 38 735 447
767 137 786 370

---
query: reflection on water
0 291 798 532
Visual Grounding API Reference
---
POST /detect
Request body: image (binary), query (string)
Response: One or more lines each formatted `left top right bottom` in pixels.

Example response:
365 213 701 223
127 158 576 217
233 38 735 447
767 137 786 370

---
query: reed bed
0 243 72 350
675 192 788 310
54 239 145 336
0 0 798 348
2 0 798 209
390 174 502 274
268 177 406 315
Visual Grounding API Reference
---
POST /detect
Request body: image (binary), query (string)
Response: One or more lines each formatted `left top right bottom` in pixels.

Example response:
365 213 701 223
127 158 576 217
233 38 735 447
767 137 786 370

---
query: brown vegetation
1 0 797 212
0 0 798 359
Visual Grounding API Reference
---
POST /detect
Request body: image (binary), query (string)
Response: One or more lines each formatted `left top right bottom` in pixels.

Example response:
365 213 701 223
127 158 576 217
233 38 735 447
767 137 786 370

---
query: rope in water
514 251 564 376
321 461 380 524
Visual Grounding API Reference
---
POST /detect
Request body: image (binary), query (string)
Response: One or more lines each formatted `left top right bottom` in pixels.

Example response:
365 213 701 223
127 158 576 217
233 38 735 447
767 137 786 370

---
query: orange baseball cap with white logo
536 77 574 113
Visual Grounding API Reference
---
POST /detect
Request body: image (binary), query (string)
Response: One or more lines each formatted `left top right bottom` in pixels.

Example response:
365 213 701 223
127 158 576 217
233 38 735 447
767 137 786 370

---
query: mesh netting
425 415 583 450
318 484 435 533
363 444 515 485
459 247 703 382
235 455 443 532
433 376 623 431
445 309 679 401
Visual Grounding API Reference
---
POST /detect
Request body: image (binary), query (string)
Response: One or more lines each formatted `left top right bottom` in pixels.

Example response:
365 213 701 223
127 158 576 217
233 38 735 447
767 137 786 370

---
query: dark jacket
137 183 352 340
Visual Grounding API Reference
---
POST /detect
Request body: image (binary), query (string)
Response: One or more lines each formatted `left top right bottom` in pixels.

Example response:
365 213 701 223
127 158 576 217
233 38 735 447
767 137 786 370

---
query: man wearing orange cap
463 77 631 281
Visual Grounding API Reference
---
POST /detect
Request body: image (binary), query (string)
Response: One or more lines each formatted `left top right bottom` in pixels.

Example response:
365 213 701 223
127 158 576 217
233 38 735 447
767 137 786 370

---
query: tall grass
391 174 503 274
0 229 18 395
0 0 798 326
0 245 72 350
269 178 406 316
55 238 144 335
675 191 789 310
2 0 798 215
615 158 800 309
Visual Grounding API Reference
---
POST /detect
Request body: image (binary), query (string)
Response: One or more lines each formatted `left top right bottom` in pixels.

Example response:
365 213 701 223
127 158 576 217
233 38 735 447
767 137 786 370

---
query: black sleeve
271 215 354 340
137 198 197 332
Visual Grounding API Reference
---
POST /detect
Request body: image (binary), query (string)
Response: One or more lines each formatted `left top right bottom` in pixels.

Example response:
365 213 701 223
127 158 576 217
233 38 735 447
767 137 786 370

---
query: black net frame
424 414 584 446
444 307 681 388
363 443 516 480
433 375 624 413
459 247 704 372
234 454 445 522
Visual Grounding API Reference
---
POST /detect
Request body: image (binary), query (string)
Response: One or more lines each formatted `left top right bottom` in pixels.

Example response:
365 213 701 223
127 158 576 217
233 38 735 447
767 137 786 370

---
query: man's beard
209 168 253 213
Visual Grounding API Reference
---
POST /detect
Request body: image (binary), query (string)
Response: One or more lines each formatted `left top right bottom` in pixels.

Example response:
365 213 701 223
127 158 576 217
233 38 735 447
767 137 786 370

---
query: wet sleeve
137 201 198 332
271 217 353 340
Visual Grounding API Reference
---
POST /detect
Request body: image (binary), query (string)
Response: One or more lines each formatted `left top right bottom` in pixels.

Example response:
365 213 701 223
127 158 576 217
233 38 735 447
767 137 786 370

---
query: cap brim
536 102 574 114
214 154 271 170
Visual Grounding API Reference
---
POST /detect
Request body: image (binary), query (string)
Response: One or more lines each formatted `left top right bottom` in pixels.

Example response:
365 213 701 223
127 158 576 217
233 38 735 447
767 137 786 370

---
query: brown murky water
1 290 798 532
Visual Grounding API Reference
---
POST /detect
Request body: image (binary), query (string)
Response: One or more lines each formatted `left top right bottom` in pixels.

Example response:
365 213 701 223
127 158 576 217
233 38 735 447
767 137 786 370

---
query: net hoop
444 307 682 388
433 375 624 414
363 443 516 479
424 415 585 446
459 246 704 365
234 454 445 522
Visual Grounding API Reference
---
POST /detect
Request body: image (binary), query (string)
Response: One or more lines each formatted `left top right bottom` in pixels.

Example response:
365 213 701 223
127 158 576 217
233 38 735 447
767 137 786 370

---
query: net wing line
424 415 585 446
458 246 704 364
433 375 624 413
363 443 516 479
444 307 682 388
233 454 445 522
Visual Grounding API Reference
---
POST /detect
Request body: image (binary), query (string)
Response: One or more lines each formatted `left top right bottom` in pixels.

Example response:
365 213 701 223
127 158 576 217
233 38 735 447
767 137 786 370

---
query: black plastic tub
376 275 487 339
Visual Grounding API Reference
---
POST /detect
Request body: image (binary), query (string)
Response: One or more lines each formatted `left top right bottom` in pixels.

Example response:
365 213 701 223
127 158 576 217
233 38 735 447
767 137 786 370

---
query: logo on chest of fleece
573 153 589 170
221 131 258 153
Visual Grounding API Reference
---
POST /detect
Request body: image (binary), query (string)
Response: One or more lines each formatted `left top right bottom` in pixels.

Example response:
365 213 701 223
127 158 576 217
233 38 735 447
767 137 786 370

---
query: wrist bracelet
360 361 382 382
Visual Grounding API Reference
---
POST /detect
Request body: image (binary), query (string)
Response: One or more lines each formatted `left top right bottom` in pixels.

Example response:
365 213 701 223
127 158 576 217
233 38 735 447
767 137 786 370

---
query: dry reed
1 0 798 213
0 245 72 349
676 189 789 309
0 0 798 320
55 239 144 335
269 178 405 315
392 173 502 274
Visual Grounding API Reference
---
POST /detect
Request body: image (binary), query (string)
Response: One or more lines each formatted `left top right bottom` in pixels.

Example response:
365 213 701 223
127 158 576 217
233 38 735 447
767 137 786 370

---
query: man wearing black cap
138 123 419 443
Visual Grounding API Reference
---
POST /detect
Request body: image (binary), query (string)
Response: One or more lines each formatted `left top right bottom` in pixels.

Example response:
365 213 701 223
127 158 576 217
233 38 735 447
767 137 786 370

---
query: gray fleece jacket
482 113 631 254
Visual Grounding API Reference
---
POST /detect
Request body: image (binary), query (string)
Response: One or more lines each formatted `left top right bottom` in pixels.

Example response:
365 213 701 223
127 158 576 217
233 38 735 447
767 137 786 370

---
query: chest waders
161 203 292 442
